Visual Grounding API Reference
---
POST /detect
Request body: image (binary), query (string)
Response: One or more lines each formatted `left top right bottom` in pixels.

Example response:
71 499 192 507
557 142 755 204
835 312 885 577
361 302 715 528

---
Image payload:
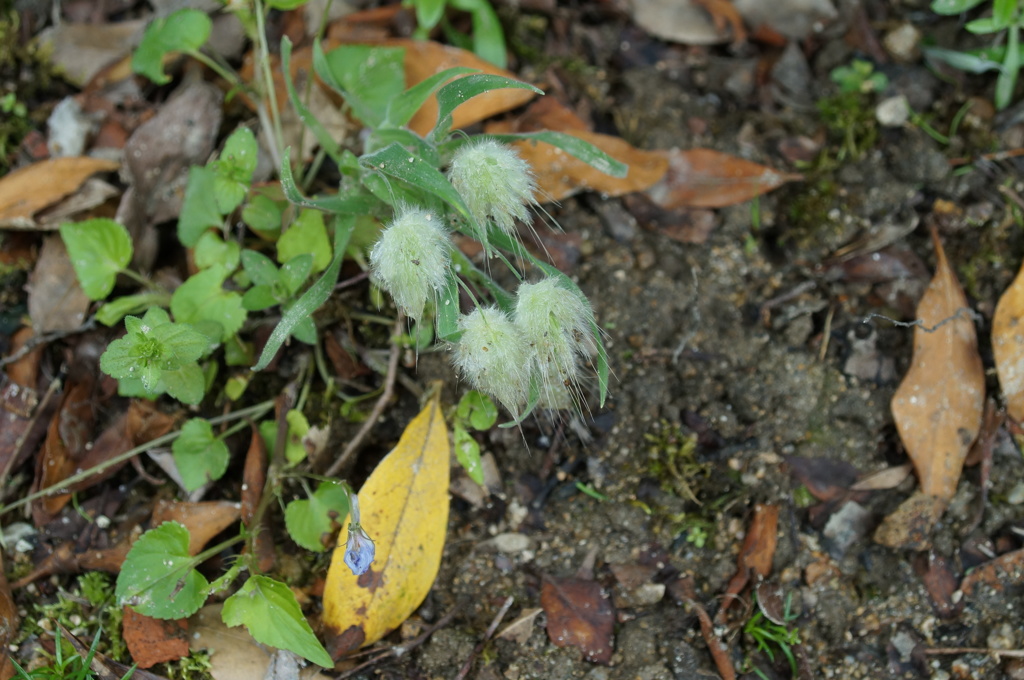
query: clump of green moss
644 420 709 505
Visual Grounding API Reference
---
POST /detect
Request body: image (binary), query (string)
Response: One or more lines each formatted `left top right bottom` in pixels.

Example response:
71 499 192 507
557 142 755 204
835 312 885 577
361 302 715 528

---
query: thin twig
326 315 403 477
0 318 96 368
454 596 515 680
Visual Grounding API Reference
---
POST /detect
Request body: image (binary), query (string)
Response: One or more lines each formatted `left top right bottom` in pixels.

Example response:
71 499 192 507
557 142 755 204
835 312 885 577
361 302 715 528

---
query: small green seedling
830 59 889 94
928 0 1023 109
452 390 498 484
12 627 135 680
405 0 508 68
743 592 801 680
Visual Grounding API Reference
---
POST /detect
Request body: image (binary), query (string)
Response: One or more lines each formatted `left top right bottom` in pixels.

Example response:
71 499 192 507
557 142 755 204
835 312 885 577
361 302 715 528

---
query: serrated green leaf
172 419 230 491
431 74 541 140
162 362 206 405
253 216 354 371
116 522 209 619
132 9 212 85
179 166 224 247
59 218 133 300
315 42 406 128
284 481 350 552
453 423 484 484
222 575 333 668
171 265 246 342
194 231 241 271
150 318 212 365
278 210 331 273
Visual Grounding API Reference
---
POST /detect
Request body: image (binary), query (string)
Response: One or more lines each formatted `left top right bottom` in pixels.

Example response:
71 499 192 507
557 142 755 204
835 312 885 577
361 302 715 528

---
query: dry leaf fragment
496 608 543 645
27 235 92 333
717 503 778 624
891 227 984 502
151 500 241 556
646 148 802 209
540 574 615 664
993 256 1024 422
0 157 119 229
0 552 17 680
122 607 189 669
322 389 449 658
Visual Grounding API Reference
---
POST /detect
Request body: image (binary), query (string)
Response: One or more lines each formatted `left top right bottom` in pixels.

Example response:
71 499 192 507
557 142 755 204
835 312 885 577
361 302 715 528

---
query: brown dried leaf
993 257 1024 422
32 380 96 524
785 456 860 501
540 575 615 664
27 235 92 333
717 503 778 624
646 148 801 209
961 547 1024 597
850 464 914 491
486 98 669 202
122 607 189 669
152 500 241 556
241 423 274 573
0 157 119 229
914 551 962 619
496 607 543 645
873 490 946 550
891 228 984 501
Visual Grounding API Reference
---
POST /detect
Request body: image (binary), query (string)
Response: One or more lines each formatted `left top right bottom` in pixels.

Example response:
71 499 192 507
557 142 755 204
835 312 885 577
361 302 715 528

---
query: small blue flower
343 523 375 576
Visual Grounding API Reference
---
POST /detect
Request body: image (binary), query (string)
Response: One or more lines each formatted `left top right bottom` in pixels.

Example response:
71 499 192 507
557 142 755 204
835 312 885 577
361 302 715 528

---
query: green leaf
383 66 477 129
162 362 206 405
278 148 379 214
487 131 629 178
923 45 1005 73
997 25 1020 110
132 9 212 85
212 128 258 215
279 254 313 295
242 193 284 235
431 74 541 140
467 0 507 68
150 318 211 364
457 390 498 430
170 265 246 342
253 216 354 371
281 38 342 165
242 249 280 287
96 292 170 326
453 423 484 484
116 522 209 619
59 218 133 300
267 0 308 8
315 42 406 129
194 231 241 271
284 409 310 465
435 271 461 342
242 285 278 311
278 209 331 273
222 575 333 668
931 0 987 13
172 419 230 491
290 315 317 344
360 143 472 220
284 481 350 552
414 0 447 29
179 166 224 248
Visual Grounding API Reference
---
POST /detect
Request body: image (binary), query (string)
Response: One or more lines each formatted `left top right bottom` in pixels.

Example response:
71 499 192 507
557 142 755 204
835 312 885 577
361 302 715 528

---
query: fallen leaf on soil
850 464 914 491
496 607 543 645
27 235 92 333
873 490 947 550
541 574 615 664
717 503 778 624
961 547 1024 597
32 379 96 524
189 604 330 680
36 20 147 88
241 423 274 573
151 500 241 556
486 98 669 202
322 389 449 657
693 0 748 44
2 326 43 416
785 456 861 501
877 228 984 547
914 551 962 619
631 0 733 45
57 622 166 680
671 575 736 680
992 256 1024 422
0 552 17 680
646 148 802 209
0 157 120 229
122 607 189 668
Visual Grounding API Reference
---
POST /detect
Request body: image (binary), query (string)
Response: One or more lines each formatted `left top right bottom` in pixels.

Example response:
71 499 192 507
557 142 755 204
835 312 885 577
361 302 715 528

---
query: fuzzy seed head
448 139 536 240
515 278 595 408
452 306 532 415
369 207 450 322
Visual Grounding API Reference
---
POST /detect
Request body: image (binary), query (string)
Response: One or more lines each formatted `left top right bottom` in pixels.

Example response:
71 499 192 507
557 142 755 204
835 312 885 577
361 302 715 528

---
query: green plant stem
0 400 275 517
253 0 286 172
117 267 164 293
185 49 244 93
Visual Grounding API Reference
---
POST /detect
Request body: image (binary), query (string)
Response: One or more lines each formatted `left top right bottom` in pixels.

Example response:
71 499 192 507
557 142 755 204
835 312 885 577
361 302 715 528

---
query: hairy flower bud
369 207 451 322
447 139 536 245
452 306 532 415
515 278 595 408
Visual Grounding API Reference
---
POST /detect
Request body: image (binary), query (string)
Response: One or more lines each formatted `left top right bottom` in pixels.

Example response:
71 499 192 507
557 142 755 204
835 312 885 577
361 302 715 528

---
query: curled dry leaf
0 156 119 229
993 256 1024 422
717 503 778 623
646 148 802 209
322 390 449 658
540 574 615 665
878 228 984 548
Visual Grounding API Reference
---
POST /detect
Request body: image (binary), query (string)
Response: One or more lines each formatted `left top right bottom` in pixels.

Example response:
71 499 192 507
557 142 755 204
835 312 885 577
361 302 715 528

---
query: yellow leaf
321 390 449 658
